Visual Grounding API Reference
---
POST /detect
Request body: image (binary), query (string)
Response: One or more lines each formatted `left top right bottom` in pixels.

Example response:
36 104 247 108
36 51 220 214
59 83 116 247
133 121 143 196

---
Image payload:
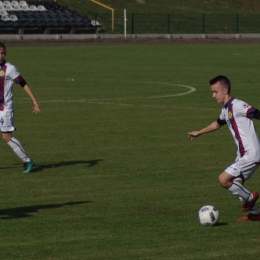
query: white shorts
0 109 15 132
225 155 259 181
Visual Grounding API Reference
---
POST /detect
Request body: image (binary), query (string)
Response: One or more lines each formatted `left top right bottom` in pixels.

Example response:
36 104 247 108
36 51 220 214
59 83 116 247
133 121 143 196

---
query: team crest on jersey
228 111 233 119
0 70 4 77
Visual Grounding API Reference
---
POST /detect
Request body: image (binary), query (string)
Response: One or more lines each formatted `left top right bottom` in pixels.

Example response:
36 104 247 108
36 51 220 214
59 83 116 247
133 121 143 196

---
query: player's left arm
245 106 260 120
12 67 41 114
23 84 41 114
238 101 260 120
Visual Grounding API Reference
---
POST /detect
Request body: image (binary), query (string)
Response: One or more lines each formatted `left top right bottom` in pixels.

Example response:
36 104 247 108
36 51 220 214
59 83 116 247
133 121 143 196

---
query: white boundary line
38 81 196 102
18 80 214 109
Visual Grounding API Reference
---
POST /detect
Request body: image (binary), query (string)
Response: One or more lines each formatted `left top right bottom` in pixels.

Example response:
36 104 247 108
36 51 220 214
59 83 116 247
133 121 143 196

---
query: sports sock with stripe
7 137 30 163
228 181 251 201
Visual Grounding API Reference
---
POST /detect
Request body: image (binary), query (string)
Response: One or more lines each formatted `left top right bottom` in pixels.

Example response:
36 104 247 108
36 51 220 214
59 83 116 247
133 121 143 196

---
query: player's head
209 75 231 105
0 42 6 63
209 75 231 94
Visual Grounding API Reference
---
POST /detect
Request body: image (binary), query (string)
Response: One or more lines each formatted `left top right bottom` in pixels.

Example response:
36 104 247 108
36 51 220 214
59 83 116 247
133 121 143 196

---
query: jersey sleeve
9 66 25 85
246 106 257 119
217 108 226 125
235 100 255 119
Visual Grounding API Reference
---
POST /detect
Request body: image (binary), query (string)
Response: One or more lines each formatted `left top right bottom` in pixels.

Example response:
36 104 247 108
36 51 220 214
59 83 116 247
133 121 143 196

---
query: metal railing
90 13 260 34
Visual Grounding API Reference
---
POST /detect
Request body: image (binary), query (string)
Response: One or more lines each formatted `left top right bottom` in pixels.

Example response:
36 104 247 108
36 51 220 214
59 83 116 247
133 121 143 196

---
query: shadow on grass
33 159 105 172
0 201 91 219
216 222 228 226
0 159 104 171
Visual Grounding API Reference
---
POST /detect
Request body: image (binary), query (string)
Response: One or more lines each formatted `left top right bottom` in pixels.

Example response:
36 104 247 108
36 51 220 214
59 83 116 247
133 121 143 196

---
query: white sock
7 137 30 163
228 182 251 201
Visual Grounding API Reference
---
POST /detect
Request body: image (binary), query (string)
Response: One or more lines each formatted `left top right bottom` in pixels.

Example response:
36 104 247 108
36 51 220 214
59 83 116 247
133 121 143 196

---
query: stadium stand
0 0 101 34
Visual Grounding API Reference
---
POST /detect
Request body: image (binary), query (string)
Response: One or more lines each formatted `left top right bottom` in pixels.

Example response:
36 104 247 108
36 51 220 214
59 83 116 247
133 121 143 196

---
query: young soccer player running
188 75 260 221
0 42 40 173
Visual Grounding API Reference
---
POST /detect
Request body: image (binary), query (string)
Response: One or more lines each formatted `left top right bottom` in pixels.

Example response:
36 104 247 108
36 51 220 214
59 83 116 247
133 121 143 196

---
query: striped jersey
217 98 260 162
0 60 25 111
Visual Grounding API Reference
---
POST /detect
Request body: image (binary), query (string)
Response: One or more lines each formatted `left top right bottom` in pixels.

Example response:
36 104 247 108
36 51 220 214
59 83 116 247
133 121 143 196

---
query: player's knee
218 174 232 189
2 134 11 143
218 175 225 187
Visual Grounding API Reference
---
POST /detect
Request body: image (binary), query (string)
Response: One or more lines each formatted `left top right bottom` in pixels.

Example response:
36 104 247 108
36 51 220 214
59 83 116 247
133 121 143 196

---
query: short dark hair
209 75 231 94
0 41 6 52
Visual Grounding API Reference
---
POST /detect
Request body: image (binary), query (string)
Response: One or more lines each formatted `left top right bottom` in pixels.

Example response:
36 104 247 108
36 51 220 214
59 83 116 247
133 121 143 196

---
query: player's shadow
33 159 105 172
0 201 91 219
0 159 104 171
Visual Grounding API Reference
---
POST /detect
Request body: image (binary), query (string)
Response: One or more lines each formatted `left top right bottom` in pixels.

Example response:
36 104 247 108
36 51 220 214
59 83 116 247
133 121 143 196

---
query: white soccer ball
198 205 219 227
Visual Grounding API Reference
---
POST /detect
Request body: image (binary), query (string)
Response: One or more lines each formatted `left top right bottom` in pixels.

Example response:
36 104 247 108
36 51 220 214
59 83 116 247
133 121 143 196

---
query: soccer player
0 41 40 173
188 75 260 221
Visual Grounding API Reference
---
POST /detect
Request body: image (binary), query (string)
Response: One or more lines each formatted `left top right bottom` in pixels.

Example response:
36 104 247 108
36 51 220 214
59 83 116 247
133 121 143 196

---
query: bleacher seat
3 1 11 6
0 0 100 33
13 4 21 10
1 14 9 20
0 9 7 15
29 5 37 11
5 4 14 10
91 20 101 26
19 1 27 6
11 1 19 6
9 14 17 20
38 5 46 11
21 4 29 10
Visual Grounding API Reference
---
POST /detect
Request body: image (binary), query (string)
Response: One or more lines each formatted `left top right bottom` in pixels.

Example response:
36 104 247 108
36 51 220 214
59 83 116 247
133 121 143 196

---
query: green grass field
1 42 260 259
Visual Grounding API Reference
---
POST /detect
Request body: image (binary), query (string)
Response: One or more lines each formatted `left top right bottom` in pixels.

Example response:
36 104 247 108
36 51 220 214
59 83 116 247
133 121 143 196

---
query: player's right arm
188 121 222 141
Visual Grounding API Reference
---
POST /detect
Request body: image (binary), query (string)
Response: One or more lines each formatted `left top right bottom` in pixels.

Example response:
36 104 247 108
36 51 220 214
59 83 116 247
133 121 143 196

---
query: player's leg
3 132 30 162
2 132 35 173
221 158 260 221
0 110 35 173
219 171 253 202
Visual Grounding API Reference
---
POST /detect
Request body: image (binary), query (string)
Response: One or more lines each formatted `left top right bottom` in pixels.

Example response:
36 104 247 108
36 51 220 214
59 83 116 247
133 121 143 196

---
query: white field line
20 81 195 101
73 101 218 111
41 82 196 101
17 81 217 110
20 100 217 111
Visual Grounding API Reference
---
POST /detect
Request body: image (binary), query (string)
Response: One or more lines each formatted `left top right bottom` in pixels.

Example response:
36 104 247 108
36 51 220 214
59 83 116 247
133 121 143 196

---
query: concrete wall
1 33 260 41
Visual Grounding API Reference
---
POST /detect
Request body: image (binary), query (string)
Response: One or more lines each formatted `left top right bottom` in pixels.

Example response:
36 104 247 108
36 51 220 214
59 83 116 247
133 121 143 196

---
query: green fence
89 13 260 34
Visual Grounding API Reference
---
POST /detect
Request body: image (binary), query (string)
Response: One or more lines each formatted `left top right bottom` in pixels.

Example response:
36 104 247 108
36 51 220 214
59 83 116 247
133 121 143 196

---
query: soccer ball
198 205 219 227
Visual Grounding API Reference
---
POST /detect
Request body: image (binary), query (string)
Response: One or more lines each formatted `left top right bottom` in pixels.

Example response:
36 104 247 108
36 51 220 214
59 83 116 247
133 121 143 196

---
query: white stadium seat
1 14 9 20
91 20 101 26
11 1 19 6
13 4 21 10
22 4 29 10
19 0 27 6
3 1 11 6
38 5 46 11
9 14 18 21
0 9 7 15
5 4 14 10
29 5 37 11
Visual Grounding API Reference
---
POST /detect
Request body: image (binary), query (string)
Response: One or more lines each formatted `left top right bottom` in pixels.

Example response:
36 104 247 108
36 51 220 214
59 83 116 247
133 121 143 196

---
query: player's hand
188 131 200 141
33 103 41 114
